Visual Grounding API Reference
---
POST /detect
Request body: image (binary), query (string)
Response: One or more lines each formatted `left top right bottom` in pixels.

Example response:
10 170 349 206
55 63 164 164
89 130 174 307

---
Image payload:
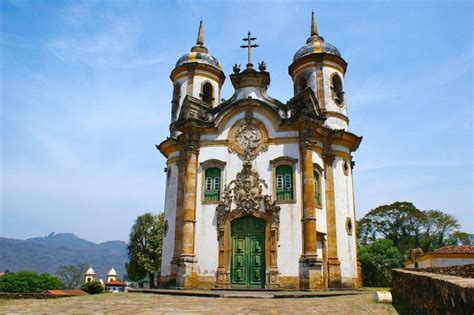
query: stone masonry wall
391 268 474 315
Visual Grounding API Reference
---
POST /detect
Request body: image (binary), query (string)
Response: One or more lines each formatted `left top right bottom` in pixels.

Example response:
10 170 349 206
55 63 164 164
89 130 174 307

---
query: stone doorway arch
215 162 280 289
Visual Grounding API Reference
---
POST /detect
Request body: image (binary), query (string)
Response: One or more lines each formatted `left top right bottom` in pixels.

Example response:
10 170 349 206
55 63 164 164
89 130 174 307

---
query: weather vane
240 32 259 69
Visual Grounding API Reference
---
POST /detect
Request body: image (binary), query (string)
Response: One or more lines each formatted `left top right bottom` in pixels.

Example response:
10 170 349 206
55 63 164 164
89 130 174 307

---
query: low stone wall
391 269 474 315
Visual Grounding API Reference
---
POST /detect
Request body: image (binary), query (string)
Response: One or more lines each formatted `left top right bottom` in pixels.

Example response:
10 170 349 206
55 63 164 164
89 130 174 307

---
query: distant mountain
0 233 128 280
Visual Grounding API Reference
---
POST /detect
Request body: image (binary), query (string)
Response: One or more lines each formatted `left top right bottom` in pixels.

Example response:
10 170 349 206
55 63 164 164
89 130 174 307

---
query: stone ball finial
233 64 241 74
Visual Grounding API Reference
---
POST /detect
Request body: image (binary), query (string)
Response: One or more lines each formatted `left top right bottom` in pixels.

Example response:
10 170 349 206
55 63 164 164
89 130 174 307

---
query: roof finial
311 11 318 36
196 20 204 46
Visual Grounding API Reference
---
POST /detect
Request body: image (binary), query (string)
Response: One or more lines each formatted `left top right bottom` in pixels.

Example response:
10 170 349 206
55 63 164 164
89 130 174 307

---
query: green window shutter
276 165 293 201
204 167 221 202
314 171 321 206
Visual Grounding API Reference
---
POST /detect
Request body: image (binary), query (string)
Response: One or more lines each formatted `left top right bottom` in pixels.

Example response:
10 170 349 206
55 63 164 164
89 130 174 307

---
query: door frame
215 209 280 289
230 216 266 288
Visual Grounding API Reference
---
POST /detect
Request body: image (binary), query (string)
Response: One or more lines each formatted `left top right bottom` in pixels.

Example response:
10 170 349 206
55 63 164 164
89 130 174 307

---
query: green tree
80 280 104 294
126 212 165 288
446 231 470 246
357 201 425 254
421 210 460 250
358 239 403 287
0 271 63 293
57 263 88 289
357 202 465 255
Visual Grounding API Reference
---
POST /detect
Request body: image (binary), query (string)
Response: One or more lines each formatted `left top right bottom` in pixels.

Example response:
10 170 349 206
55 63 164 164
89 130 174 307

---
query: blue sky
1 0 472 243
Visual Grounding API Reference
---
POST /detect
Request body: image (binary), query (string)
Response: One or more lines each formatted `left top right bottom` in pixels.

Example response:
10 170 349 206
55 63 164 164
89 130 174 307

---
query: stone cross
240 32 259 69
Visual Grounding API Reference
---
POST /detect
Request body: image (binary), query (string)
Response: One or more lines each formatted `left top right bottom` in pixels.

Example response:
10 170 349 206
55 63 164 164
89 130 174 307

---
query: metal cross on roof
240 32 259 69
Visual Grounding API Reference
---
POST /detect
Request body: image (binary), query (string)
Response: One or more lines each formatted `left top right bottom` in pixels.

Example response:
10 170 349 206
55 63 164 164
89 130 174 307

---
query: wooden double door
230 216 265 288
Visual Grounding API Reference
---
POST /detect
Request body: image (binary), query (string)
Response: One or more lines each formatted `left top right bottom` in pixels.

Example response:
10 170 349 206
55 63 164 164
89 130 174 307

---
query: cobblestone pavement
0 292 398 314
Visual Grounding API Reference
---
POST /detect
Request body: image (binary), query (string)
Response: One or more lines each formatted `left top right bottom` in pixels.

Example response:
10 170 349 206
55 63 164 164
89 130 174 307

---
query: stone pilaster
299 131 323 289
323 153 342 287
315 63 326 111
176 132 200 288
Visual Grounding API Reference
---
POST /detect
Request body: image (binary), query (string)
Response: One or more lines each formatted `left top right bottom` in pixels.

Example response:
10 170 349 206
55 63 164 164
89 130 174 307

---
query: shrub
358 239 403 287
80 280 104 294
0 271 63 293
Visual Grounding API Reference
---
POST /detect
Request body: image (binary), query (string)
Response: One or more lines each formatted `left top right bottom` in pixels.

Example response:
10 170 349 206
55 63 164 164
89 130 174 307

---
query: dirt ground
0 292 397 314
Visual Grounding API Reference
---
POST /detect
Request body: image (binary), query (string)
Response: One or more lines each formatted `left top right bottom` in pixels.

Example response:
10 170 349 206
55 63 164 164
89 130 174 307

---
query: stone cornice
170 62 226 86
229 68 270 90
288 53 348 78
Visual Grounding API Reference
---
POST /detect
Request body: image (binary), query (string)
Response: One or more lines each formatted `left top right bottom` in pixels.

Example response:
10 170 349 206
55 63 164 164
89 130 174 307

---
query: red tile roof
433 245 474 254
47 289 88 296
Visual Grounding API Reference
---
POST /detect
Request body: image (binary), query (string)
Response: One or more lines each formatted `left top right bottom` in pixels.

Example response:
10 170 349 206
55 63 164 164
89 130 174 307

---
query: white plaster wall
430 257 474 267
333 157 358 280
161 162 178 276
234 87 265 102
204 111 298 141
194 146 228 276
418 260 431 268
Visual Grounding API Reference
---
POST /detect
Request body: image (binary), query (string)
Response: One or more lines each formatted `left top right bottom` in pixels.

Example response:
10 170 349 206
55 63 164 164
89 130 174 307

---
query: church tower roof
85 267 95 275
293 11 341 61
175 21 222 70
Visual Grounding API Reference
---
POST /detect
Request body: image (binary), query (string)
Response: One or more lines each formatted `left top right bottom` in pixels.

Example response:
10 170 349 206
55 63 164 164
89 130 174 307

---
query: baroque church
157 13 362 290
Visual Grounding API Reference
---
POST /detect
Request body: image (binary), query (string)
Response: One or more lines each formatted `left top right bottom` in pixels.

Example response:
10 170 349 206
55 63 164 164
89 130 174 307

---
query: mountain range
0 232 128 279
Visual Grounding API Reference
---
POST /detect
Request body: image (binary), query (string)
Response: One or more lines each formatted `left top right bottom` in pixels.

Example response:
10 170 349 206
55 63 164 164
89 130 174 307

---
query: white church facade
157 13 362 290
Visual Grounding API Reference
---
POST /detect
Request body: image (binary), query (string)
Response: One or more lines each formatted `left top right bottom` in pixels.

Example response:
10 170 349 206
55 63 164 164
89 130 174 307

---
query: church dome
293 12 341 62
107 267 118 276
293 36 341 61
175 21 222 70
176 51 222 69
85 267 95 275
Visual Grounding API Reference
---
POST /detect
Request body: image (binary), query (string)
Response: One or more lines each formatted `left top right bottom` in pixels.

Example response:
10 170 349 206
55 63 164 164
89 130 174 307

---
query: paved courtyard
0 292 397 314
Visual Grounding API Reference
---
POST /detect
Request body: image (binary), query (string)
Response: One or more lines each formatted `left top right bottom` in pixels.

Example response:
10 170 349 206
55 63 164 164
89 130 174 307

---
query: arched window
297 76 307 93
204 167 221 202
171 82 181 121
313 170 321 207
331 74 344 105
276 165 293 201
201 82 213 103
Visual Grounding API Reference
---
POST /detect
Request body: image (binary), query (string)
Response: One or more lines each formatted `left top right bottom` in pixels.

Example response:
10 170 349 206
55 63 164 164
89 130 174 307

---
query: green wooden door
231 216 265 288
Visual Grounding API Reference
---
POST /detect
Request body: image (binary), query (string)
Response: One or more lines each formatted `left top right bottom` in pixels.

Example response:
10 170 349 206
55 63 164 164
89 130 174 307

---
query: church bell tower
169 21 226 135
289 12 349 131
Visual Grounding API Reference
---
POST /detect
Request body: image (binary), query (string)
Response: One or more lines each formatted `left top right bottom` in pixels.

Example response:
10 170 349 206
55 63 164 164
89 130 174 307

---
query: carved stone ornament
216 162 280 230
233 162 263 212
234 124 262 153
228 114 268 163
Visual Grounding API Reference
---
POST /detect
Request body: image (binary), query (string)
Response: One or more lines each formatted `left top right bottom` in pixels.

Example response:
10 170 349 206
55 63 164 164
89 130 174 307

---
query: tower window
204 167 221 202
297 76 308 93
331 74 344 105
276 165 293 201
314 171 321 207
201 82 214 103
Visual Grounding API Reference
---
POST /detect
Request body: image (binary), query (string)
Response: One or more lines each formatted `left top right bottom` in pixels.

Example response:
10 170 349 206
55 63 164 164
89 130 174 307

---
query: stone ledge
128 288 366 299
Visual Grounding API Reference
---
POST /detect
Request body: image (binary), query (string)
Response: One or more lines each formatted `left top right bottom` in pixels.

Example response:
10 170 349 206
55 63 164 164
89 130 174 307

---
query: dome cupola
175 21 222 70
293 12 341 61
